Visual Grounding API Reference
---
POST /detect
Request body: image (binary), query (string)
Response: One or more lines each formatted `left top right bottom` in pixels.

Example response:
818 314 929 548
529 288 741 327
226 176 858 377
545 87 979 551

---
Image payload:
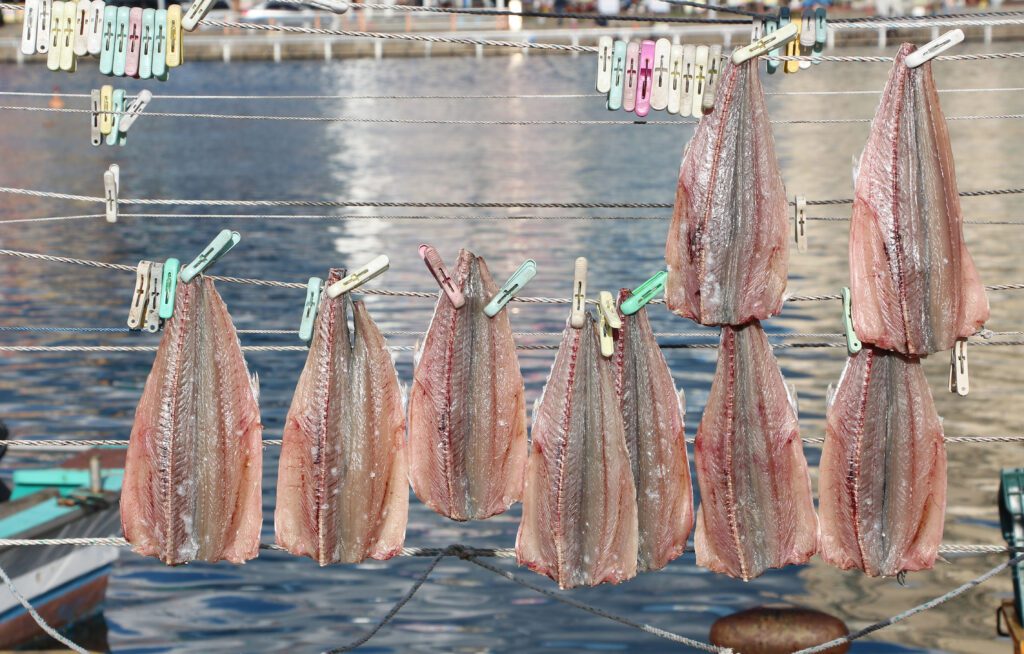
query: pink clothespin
419 244 465 309
125 6 142 77
635 40 655 118
622 41 640 113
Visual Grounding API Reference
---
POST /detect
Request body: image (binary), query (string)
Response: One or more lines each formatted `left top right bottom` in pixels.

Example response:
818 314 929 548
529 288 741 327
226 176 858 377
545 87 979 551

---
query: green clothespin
179 230 240 284
841 287 862 355
620 270 667 316
106 89 125 147
999 468 1024 624
112 5 129 77
298 277 323 344
484 259 537 318
158 257 180 320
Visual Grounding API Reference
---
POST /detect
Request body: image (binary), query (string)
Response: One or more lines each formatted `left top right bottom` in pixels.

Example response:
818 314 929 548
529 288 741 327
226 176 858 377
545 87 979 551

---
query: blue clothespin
179 229 240 284
484 259 537 318
98 4 116 75
620 271 667 316
153 8 168 81
112 6 129 77
158 258 180 320
139 8 155 80
106 89 125 147
326 255 390 298
298 277 323 344
607 40 626 112
765 14 780 74
813 7 827 64
841 287 862 355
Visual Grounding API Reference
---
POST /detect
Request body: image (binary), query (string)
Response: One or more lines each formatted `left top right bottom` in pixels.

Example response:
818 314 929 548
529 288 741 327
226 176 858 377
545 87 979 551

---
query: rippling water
0 44 1022 653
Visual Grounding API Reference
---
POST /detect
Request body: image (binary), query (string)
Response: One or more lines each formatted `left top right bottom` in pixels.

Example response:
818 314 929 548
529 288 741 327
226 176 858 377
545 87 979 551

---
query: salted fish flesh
665 58 789 326
275 269 408 565
121 277 262 565
516 315 638 589
694 321 817 580
613 289 693 572
408 250 527 521
849 44 988 356
819 346 946 577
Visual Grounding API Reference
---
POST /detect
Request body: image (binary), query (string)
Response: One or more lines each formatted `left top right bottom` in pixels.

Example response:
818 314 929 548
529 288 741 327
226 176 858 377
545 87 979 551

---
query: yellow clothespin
784 21 801 74
570 257 588 329
597 290 620 358
326 255 390 298
949 338 969 396
99 85 113 135
794 195 807 253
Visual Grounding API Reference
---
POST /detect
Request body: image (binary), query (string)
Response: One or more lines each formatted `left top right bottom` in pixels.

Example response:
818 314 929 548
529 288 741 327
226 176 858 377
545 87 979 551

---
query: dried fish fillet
408 250 527 521
516 315 638 589
122 277 262 565
665 58 789 326
850 44 989 355
819 346 946 577
694 322 817 580
614 290 693 572
275 269 408 565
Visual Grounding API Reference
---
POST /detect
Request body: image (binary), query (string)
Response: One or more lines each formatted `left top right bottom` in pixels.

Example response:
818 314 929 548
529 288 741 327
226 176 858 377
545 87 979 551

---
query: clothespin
667 44 683 115
59 0 76 72
794 195 807 252
650 38 671 112
905 29 964 68
127 260 152 330
98 4 115 74
597 291 622 330
153 8 168 80
750 17 763 42
620 270 667 316
841 287 862 355
21 0 39 56
166 5 183 69
112 6 129 77
813 7 827 64
598 305 615 358
125 7 142 77
326 254 390 298
45 1 63 71
139 9 155 80
607 40 626 111
179 230 241 283
635 40 655 118
484 259 537 318
785 20 801 73
73 0 89 57
949 338 969 396
308 0 349 12
596 36 613 94
106 88 125 146
89 89 101 146
419 245 465 308
143 262 164 333
103 164 119 223
157 258 180 319
680 44 695 118
99 84 113 135
87 0 103 55
570 257 588 329
182 0 215 31
118 90 152 134
691 45 709 117
37 0 52 56
733 20 798 67
623 41 640 113
799 10 815 69
774 9 793 72
298 277 323 344
701 45 722 114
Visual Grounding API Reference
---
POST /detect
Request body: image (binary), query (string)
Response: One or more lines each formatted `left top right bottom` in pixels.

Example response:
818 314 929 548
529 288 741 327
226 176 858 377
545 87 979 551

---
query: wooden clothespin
949 338 969 396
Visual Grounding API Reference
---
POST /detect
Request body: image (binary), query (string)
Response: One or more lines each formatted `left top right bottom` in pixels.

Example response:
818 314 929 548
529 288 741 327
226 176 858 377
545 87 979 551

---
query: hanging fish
516 314 638 589
122 277 262 565
849 44 989 355
275 269 408 565
407 250 528 521
819 346 946 577
665 58 789 327
694 322 818 581
613 289 693 572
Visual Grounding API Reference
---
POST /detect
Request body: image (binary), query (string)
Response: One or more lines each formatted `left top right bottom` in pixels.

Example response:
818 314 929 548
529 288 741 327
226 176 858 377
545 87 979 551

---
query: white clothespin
701 45 722 114
597 290 620 358
841 287 862 355
570 257 587 329
37 0 53 55
905 29 964 68
308 0 349 12
21 0 39 55
691 45 709 118
73 0 89 56
799 10 815 70
181 0 215 31
732 21 798 65
127 260 152 330
596 35 613 94
794 195 807 253
103 164 119 223
679 44 695 119
90 89 101 147
118 90 152 134
87 0 103 55
326 255 390 298
650 38 671 112
45 1 62 71
58 0 76 72
667 44 683 116
949 337 969 396
144 261 164 333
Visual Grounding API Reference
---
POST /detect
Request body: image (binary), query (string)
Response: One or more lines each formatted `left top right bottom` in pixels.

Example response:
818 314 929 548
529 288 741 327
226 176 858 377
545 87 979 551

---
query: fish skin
849 44 989 356
516 315 638 589
613 290 694 572
819 346 946 577
408 250 527 521
275 269 408 565
694 321 817 580
665 58 789 327
121 277 263 565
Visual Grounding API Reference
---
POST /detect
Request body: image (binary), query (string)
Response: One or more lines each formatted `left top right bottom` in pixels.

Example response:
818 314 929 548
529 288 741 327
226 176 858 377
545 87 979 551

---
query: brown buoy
710 605 850 654
48 85 64 110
